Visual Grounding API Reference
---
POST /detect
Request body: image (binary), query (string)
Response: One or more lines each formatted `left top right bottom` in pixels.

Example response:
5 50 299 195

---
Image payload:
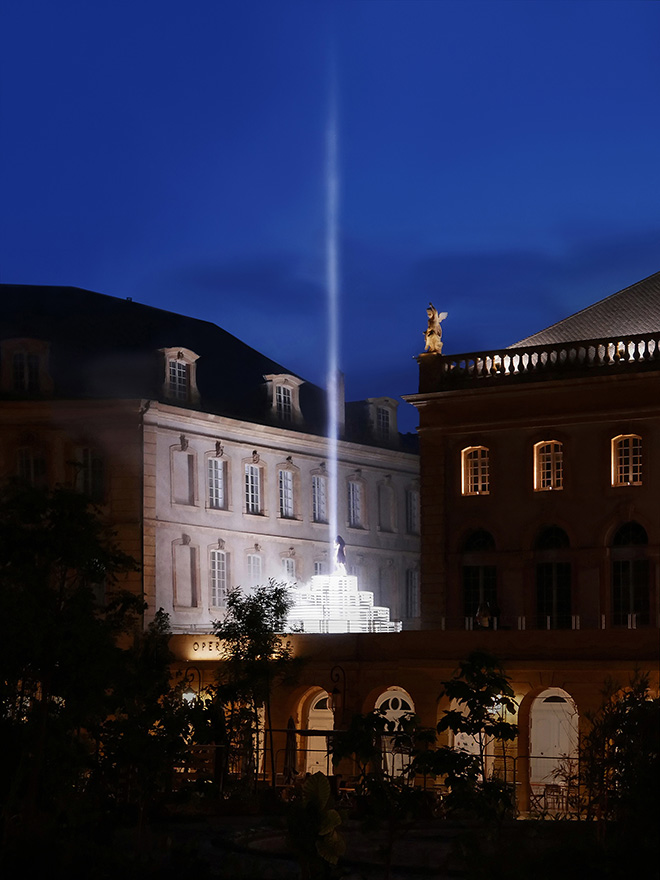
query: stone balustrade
418 330 660 392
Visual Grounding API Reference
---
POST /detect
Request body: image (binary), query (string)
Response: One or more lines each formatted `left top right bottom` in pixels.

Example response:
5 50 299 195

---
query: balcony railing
419 330 660 392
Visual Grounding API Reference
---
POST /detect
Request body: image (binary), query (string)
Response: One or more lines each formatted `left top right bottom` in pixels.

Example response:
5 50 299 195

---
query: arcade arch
375 687 416 777
529 687 579 802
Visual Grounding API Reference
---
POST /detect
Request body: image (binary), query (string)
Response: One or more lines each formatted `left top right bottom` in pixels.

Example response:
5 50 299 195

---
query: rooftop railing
419 330 660 392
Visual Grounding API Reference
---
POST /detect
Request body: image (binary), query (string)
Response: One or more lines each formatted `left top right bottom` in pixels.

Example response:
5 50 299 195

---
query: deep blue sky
2 1 659 432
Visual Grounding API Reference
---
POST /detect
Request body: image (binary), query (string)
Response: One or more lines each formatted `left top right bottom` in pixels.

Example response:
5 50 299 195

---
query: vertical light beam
326 66 339 559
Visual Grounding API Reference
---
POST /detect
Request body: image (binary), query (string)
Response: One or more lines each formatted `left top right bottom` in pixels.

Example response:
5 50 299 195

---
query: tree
580 672 659 829
212 580 300 788
429 651 518 817
0 481 142 824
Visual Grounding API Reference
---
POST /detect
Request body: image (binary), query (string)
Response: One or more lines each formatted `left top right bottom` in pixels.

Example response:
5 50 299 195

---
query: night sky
2 1 659 432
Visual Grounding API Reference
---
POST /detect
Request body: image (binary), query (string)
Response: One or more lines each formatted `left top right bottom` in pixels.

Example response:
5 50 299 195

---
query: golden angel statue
423 303 448 354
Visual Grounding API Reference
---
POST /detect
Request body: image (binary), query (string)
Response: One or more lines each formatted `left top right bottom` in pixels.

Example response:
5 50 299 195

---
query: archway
375 687 415 778
303 690 334 774
529 687 578 809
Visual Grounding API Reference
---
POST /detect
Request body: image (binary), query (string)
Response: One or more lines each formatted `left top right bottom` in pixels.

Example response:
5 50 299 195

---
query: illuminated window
312 474 328 523
279 468 294 518
169 360 188 400
376 406 390 441
210 549 228 606
276 385 293 422
405 569 420 618
247 553 262 586
612 435 642 486
462 447 489 495
208 457 227 510
534 441 563 491
405 488 420 534
348 480 364 528
245 464 262 514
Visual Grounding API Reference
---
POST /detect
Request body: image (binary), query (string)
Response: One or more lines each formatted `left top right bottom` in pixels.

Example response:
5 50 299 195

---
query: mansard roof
512 270 660 347
0 284 416 450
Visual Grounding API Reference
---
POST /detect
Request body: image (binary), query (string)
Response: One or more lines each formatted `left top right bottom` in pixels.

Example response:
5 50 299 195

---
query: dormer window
264 374 303 425
365 397 398 444
1 338 52 395
160 347 200 405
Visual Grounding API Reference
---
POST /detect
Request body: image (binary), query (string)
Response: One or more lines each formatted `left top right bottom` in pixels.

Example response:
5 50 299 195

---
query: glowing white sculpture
287 575 402 634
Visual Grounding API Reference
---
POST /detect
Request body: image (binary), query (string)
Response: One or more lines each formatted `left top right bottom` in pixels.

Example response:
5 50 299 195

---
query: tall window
279 468 294 518
534 441 563 491
535 526 571 628
611 522 649 626
405 569 420 619
13 352 40 392
169 359 189 401
276 385 293 422
247 553 262 586
462 530 497 627
76 447 105 502
208 457 226 509
405 489 420 534
462 447 489 495
245 464 262 514
376 406 390 441
282 556 296 582
612 434 642 486
210 549 227 606
313 560 324 577
348 480 364 528
312 474 328 523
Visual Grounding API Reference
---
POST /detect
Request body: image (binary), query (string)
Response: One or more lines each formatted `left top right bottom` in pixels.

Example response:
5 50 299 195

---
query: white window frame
282 556 296 582
276 385 293 422
462 446 490 496
208 456 227 510
210 549 228 606
312 474 328 523
245 463 262 514
279 468 295 518
160 347 200 404
348 479 365 528
612 434 642 486
534 440 563 491
247 553 262 586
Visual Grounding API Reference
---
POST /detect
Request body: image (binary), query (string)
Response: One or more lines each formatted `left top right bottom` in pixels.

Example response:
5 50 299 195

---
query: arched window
534 526 571 629
611 435 642 486
611 522 649 626
462 530 497 628
462 447 489 495
534 441 563 491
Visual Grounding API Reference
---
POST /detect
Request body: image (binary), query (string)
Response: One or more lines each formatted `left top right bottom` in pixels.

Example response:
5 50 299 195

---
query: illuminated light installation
287 574 401 634
326 63 340 552
296 63 400 635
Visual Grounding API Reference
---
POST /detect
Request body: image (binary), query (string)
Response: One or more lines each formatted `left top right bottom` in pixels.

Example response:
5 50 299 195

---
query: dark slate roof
0 284 415 451
511 271 660 347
